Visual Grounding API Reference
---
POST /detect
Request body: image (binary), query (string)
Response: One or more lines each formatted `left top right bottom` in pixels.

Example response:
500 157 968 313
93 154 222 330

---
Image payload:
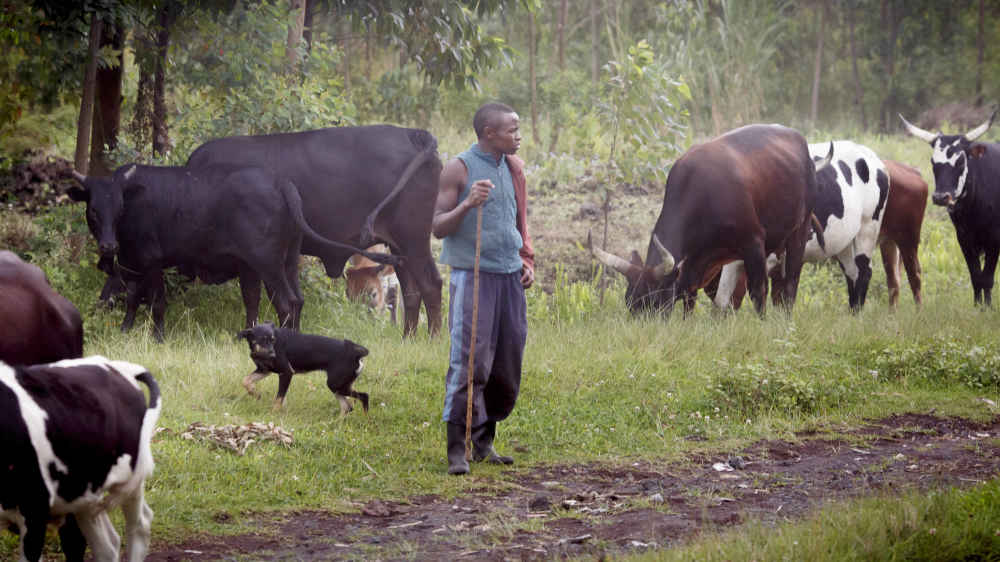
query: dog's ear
236 329 252 341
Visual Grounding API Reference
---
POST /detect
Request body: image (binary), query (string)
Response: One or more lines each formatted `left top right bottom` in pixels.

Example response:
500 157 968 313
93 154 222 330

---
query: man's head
474 102 521 155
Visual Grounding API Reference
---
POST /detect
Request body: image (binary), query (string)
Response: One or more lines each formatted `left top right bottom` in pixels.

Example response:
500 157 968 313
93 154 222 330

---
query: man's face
487 112 521 155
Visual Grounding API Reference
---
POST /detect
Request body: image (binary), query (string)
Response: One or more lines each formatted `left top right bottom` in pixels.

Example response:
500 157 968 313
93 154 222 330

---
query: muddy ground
147 413 1000 561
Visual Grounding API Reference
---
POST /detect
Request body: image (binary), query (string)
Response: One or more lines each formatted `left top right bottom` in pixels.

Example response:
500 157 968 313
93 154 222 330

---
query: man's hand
520 266 534 289
464 179 494 208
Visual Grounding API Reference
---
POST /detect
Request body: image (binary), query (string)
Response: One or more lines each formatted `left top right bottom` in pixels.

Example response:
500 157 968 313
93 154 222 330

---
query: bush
872 337 1000 390
708 356 858 416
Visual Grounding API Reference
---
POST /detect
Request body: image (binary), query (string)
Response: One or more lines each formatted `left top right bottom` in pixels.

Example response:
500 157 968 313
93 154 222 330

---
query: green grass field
4 131 1000 559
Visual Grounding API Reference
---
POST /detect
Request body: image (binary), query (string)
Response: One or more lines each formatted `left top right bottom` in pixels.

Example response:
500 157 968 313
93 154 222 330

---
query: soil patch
148 413 1000 561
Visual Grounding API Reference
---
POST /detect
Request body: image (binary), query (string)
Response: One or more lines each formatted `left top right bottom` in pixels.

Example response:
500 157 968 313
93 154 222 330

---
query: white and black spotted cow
715 141 889 311
900 110 1000 305
0 356 161 562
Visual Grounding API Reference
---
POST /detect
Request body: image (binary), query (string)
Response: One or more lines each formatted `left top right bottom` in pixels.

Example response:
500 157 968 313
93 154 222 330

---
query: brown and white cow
880 159 928 308
590 124 830 316
344 245 398 323
0 251 83 365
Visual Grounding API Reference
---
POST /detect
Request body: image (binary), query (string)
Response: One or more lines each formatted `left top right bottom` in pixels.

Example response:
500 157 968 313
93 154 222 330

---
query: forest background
1 0 997 193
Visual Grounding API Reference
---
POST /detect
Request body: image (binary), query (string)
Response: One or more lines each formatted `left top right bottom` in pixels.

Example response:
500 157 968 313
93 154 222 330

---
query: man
433 102 535 475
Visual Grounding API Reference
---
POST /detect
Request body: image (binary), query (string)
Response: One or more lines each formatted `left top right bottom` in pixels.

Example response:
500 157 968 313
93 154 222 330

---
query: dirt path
148 413 1000 561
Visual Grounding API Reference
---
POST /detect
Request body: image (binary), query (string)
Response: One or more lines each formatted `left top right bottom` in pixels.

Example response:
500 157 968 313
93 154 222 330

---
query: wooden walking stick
465 204 484 461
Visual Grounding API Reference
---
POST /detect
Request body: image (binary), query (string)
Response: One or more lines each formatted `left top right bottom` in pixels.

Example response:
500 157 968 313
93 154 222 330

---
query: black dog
237 323 369 413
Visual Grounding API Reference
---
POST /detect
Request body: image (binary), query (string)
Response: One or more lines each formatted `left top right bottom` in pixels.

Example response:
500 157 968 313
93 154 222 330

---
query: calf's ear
969 144 988 159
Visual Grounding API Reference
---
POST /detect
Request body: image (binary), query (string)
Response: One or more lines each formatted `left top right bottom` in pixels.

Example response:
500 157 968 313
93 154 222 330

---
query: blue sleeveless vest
439 144 524 273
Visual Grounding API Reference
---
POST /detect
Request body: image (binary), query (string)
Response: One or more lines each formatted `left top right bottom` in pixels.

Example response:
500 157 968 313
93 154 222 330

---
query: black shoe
471 422 514 465
446 422 470 475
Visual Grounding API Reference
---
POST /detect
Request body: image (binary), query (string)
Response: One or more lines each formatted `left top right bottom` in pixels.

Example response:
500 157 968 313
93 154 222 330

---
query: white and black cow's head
588 232 680 315
68 164 141 272
899 111 995 208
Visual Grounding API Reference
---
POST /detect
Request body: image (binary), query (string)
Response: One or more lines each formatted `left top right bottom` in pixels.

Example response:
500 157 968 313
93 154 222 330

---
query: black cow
237 322 369 413
185 125 443 337
69 163 397 340
900 110 999 305
590 124 829 316
0 250 83 365
0 356 161 562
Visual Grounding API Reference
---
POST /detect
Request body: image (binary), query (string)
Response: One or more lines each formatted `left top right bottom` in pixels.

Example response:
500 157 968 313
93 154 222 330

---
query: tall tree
74 13 101 174
845 0 867 130
975 0 985 107
809 1 826 126
590 0 599 86
286 0 307 71
89 17 124 176
556 0 567 71
152 2 178 157
878 0 901 132
529 11 540 144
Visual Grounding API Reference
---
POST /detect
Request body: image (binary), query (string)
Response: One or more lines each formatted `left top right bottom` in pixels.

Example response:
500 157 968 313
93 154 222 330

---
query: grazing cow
880 159 928 307
714 141 889 311
237 322 369 413
0 251 83 365
69 164 397 341
590 124 829 315
345 245 399 322
185 125 443 337
900 110 999 305
0 355 161 562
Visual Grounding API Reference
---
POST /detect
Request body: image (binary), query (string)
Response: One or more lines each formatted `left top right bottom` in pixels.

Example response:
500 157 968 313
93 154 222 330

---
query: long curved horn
813 142 834 171
898 114 937 143
965 108 997 141
72 170 87 183
650 235 676 280
588 231 635 276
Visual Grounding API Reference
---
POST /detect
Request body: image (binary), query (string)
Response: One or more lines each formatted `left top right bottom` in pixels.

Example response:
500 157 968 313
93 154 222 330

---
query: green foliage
170 3 355 145
597 39 690 186
873 337 1000 390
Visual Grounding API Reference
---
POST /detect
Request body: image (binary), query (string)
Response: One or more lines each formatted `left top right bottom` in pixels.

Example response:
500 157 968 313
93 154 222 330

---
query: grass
4 131 1000 559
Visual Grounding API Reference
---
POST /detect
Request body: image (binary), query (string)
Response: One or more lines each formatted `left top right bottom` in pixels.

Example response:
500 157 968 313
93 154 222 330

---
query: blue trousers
442 269 527 427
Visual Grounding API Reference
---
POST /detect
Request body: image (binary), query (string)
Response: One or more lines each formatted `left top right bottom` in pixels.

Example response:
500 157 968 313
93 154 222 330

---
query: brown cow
0 250 84 365
880 159 928 308
590 124 830 316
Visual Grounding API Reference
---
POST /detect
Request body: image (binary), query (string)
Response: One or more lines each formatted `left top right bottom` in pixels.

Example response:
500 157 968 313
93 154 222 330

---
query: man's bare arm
432 159 492 239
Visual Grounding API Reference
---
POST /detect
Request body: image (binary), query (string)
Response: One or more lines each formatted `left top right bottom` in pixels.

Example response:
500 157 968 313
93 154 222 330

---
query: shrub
708 356 858 416
872 337 1000 390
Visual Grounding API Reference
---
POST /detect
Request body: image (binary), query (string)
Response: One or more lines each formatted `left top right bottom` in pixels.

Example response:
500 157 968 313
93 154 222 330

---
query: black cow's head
899 110 995 208
68 164 141 269
588 232 680 315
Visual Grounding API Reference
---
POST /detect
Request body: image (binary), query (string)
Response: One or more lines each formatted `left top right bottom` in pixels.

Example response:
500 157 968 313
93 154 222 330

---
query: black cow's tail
134 369 162 478
277 179 402 267
810 213 826 251
358 135 439 247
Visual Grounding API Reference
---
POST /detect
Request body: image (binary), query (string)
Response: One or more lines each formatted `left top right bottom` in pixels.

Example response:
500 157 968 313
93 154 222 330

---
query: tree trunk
529 12 540 145
341 14 351 92
879 0 900 132
975 0 985 107
130 61 154 156
303 0 314 55
152 2 176 157
89 18 124 176
286 0 306 71
557 0 568 71
809 2 825 127
590 0 599 86
846 0 867 130
74 14 102 174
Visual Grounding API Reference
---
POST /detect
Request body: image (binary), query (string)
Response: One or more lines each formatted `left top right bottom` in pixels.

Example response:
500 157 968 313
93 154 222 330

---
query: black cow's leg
742 243 768 316
955 230 984 304
238 269 262 329
21 509 48 562
122 277 145 333
407 254 443 337
283 241 305 330
149 271 167 342
853 254 872 310
981 247 999 307
394 265 422 337
59 514 87 562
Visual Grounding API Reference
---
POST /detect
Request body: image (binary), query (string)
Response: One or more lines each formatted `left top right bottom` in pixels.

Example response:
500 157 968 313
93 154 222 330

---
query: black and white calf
237 323 370 414
715 141 889 311
900 110 1000 305
0 356 161 562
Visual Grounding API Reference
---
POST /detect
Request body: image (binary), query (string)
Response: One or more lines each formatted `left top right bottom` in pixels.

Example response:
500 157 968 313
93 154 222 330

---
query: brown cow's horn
898 114 937 143
72 170 87 183
650 235 675 279
965 109 997 141
588 231 635 276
